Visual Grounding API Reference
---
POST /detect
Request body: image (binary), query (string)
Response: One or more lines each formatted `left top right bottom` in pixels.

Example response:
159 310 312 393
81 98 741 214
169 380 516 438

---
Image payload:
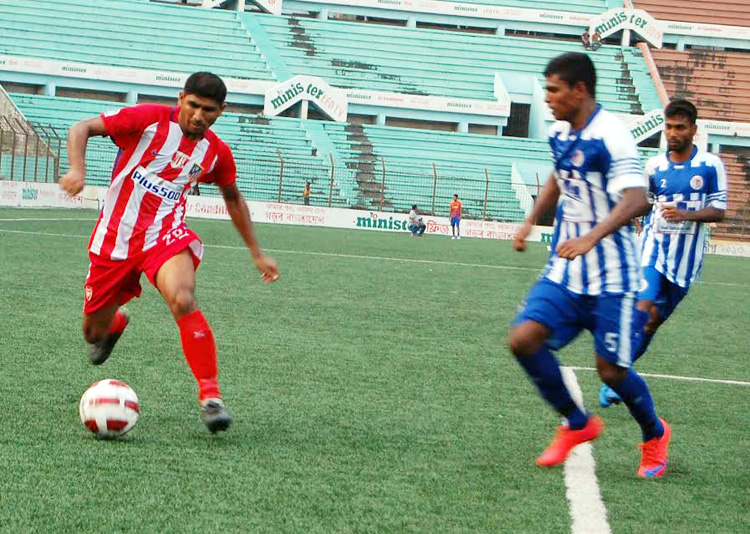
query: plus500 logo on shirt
131 166 182 201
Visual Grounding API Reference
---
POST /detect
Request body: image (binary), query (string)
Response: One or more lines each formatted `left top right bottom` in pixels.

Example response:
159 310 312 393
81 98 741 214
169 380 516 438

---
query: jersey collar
570 103 602 135
668 145 697 167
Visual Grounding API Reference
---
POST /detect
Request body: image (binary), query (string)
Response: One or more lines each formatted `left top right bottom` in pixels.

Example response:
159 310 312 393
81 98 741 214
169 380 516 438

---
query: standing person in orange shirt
450 194 462 240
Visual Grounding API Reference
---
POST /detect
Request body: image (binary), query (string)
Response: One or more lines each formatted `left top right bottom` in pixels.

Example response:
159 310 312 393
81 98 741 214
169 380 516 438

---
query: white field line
568 366 750 387
0 225 748 288
560 367 612 534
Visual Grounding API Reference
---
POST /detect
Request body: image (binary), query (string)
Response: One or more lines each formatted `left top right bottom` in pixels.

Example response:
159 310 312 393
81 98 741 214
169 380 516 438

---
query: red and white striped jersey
89 104 236 260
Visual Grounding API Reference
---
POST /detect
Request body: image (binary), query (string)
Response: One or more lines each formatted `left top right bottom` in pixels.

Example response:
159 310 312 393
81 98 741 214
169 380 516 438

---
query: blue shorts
514 277 648 368
450 216 460 226
638 266 689 322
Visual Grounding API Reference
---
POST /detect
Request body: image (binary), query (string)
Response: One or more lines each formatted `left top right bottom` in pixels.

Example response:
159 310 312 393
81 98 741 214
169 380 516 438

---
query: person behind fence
449 194 462 240
408 205 426 237
303 180 311 205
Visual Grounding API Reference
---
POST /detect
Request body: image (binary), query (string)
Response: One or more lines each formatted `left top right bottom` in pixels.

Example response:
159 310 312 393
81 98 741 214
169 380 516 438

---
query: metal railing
9 124 750 236
78 140 530 221
0 117 61 183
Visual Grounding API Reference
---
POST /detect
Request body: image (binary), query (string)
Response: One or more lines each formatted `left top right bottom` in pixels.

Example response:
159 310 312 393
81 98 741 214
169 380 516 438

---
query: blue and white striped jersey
545 105 645 295
640 147 727 288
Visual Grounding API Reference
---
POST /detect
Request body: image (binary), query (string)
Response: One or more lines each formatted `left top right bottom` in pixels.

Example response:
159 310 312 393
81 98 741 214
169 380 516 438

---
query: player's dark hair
664 99 697 125
184 72 227 105
544 52 597 98
454 194 459 198
412 204 418 210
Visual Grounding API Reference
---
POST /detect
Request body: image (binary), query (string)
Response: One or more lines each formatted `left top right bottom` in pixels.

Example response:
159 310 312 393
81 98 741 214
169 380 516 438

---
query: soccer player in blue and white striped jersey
600 100 726 408
509 53 671 478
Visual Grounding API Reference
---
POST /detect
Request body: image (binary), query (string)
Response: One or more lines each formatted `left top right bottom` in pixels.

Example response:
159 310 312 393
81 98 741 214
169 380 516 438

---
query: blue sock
516 346 588 430
610 369 664 441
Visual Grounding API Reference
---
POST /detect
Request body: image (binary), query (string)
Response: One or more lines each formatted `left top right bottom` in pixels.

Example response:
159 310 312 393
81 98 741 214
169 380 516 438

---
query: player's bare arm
59 117 108 196
220 183 279 283
557 187 650 260
661 205 725 223
514 173 559 252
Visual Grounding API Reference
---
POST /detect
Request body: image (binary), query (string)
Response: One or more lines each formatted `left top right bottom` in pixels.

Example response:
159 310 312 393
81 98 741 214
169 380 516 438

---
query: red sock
108 310 128 336
176 309 221 401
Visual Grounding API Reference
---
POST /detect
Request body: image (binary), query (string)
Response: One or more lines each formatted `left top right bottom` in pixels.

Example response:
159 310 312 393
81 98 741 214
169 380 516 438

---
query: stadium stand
0 0 275 81
8 93 355 207
8 92 531 219
650 49 750 123
323 121 533 220
717 152 750 240
643 45 750 239
2 0 748 234
633 0 750 28
254 13 658 115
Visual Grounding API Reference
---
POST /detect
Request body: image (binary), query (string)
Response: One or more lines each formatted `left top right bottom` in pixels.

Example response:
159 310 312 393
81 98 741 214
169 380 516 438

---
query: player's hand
253 253 279 283
660 206 688 222
59 169 85 196
513 221 533 252
556 236 595 260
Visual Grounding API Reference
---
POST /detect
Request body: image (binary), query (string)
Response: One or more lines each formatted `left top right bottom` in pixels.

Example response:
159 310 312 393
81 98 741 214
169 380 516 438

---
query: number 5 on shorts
604 332 619 353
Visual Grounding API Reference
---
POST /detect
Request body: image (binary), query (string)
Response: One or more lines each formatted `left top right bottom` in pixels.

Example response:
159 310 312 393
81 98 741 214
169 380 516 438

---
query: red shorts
83 226 203 315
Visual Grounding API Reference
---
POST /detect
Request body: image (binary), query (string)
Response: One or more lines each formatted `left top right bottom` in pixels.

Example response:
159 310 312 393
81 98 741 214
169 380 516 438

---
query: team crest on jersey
188 163 204 183
572 150 585 167
84 285 93 301
170 151 190 169
690 175 703 190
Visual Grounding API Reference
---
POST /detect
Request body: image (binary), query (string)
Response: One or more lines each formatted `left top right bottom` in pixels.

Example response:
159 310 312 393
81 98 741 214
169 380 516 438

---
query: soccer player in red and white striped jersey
60 72 279 433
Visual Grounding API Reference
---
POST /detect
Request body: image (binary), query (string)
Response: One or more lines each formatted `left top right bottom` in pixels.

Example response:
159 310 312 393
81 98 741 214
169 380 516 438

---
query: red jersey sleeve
100 104 169 149
201 139 237 187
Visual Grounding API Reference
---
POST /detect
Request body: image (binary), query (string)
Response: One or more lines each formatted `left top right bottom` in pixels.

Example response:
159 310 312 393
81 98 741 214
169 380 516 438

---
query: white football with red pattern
79 379 140 439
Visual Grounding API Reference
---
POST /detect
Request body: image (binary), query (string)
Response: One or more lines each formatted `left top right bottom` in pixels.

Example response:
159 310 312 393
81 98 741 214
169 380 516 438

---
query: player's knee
508 327 542 358
169 289 197 318
596 359 628 386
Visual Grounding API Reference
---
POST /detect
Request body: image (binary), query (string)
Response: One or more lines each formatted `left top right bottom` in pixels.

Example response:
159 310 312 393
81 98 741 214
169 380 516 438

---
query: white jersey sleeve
602 120 646 195
705 154 728 210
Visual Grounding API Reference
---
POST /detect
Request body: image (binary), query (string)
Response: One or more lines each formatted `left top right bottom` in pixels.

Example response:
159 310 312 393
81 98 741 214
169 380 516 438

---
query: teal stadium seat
321 122 532 221
254 14 659 114
0 0 274 80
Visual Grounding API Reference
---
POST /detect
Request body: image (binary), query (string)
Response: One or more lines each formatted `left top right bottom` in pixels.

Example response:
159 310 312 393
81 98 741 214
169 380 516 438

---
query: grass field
1 207 748 533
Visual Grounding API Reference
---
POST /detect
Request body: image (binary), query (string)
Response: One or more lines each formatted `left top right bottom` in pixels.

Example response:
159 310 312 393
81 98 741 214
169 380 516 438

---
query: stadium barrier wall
2 181 748 257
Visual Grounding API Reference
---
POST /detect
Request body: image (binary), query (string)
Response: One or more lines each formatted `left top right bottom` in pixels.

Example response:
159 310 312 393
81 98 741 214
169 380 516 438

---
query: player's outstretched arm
220 183 279 283
59 117 107 196
514 172 559 252
557 187 649 260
